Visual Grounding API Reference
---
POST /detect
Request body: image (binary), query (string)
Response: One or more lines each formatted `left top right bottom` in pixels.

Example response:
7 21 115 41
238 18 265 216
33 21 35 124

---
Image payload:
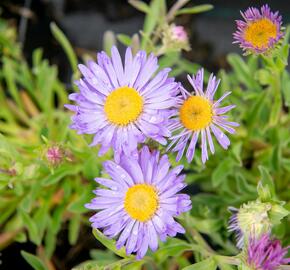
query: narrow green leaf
141 0 163 49
42 165 81 186
92 229 129 258
103 30 116 55
128 0 150 13
212 158 234 187
227 54 261 91
20 210 41 245
176 4 213 15
69 214 81 245
258 166 275 197
50 22 78 73
183 257 217 270
117 34 132 46
21 251 47 270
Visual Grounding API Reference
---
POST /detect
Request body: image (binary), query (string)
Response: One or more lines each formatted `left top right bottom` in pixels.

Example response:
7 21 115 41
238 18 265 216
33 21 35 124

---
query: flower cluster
66 4 288 261
66 45 237 258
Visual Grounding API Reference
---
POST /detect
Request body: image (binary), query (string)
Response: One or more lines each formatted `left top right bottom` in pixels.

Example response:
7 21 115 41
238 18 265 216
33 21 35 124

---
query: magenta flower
233 4 284 54
171 25 188 42
167 69 238 163
66 46 179 161
247 234 290 270
46 146 63 166
86 146 191 259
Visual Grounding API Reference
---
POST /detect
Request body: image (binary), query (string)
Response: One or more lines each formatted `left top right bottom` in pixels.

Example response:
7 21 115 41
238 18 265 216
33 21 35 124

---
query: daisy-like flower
228 201 272 249
167 69 239 163
233 4 284 54
246 234 290 270
86 146 192 259
65 46 178 161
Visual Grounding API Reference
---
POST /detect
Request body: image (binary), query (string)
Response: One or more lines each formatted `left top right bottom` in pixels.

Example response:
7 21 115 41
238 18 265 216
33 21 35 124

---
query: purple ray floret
247 234 290 270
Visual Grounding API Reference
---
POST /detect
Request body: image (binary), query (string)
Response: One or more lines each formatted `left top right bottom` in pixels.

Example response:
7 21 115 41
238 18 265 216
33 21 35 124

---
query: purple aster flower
233 4 284 54
65 46 179 161
86 146 192 259
246 234 290 270
167 69 239 163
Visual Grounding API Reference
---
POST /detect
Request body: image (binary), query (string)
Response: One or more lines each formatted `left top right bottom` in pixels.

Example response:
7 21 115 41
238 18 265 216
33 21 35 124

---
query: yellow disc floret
244 18 277 49
179 96 213 131
104 86 143 126
124 184 159 222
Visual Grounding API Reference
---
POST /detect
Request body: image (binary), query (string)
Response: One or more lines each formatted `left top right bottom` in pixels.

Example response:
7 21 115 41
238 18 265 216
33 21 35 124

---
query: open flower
66 46 179 161
246 234 290 270
233 5 284 54
228 201 272 249
86 146 191 259
167 69 238 163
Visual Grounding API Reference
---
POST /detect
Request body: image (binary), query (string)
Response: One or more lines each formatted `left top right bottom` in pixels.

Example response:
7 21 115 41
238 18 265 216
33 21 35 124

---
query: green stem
268 70 282 128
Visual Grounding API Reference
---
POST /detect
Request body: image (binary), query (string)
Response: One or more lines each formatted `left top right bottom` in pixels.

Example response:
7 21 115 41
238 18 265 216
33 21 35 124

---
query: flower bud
228 200 272 248
162 24 190 52
46 145 64 166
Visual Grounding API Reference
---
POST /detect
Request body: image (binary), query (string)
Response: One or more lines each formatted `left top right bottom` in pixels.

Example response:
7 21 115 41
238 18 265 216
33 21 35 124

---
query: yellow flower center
124 184 159 222
104 86 143 126
244 18 277 49
179 96 212 131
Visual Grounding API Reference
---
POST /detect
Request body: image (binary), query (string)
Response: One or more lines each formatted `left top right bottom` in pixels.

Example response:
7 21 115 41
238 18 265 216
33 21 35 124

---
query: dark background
0 0 290 269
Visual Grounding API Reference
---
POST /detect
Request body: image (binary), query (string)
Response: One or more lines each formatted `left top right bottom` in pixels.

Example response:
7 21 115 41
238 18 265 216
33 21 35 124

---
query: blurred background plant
0 0 289 269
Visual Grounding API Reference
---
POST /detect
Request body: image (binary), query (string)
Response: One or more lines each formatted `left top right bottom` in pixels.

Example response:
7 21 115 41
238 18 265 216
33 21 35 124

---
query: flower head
228 201 272 249
246 234 290 270
233 5 284 54
167 69 239 163
86 146 191 259
66 46 179 161
162 24 190 52
46 146 64 166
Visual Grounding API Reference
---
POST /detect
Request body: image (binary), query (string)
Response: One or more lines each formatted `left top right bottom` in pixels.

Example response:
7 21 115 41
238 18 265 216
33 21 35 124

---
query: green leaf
103 30 116 55
154 240 192 262
21 251 47 270
68 188 91 213
255 69 271 86
258 166 275 198
281 70 290 107
3 57 23 109
128 0 150 13
183 257 217 270
141 0 164 49
176 4 213 15
50 22 78 73
69 214 81 245
45 223 57 258
269 204 289 225
92 229 129 258
117 34 132 46
42 165 81 186
246 91 267 127
212 157 235 187
20 210 41 245
227 54 261 91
